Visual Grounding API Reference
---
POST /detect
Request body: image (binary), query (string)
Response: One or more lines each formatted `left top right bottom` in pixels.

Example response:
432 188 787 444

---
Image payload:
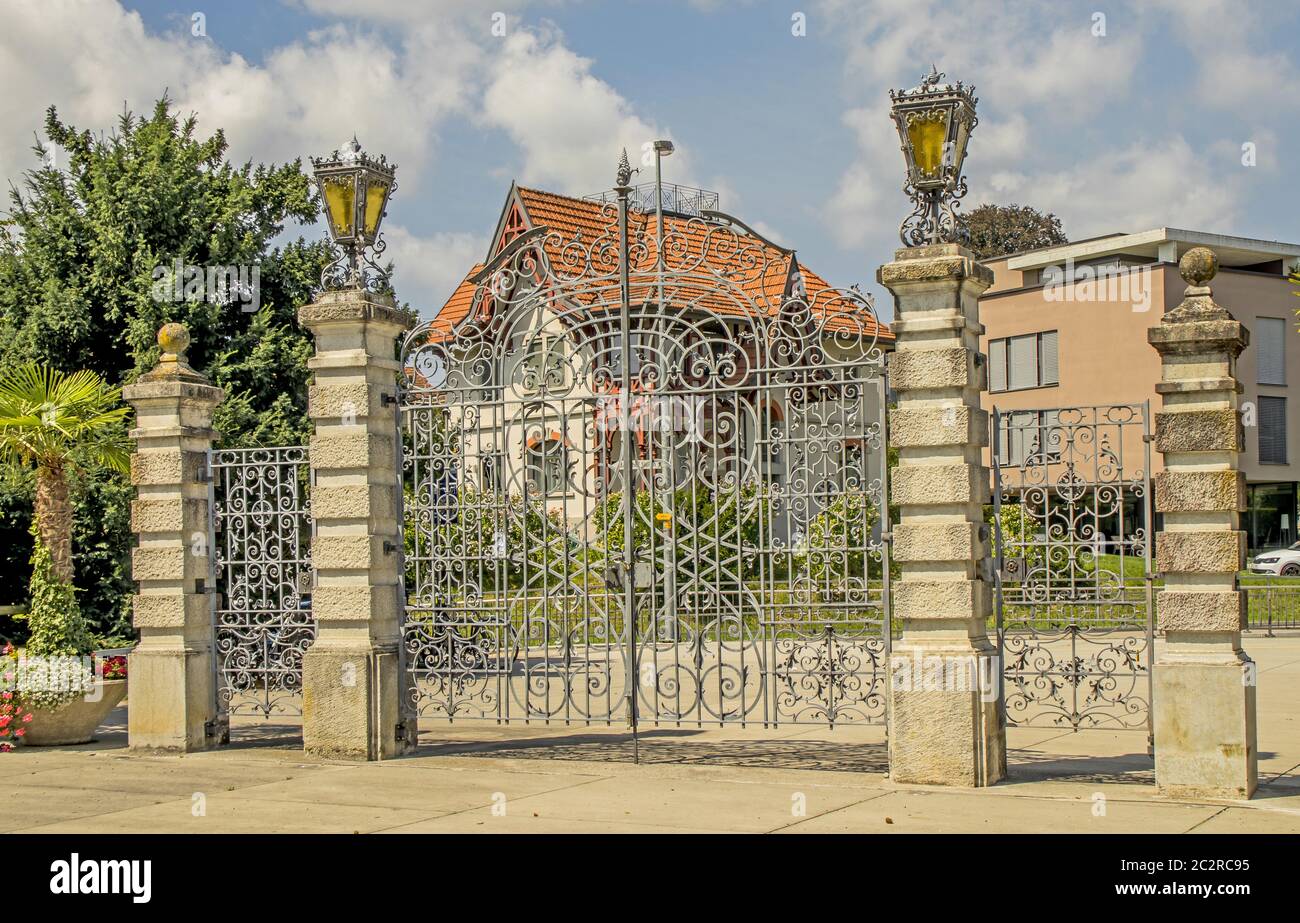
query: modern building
979 227 1300 552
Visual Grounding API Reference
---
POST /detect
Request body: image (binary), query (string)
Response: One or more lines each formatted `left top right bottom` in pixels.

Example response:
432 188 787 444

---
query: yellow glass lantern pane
907 113 947 182
363 180 389 237
323 177 355 238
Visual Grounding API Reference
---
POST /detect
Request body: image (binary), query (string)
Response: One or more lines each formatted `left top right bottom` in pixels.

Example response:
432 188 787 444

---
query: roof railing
584 182 720 218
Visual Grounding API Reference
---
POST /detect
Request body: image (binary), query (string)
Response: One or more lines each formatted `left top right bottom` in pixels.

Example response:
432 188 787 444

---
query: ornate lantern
889 66 978 247
310 137 397 290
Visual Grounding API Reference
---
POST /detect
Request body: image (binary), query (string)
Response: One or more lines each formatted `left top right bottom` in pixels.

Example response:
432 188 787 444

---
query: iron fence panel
209 445 314 719
991 403 1154 743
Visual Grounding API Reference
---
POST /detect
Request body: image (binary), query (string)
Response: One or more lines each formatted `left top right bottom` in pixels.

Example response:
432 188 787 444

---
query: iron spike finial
616 148 633 188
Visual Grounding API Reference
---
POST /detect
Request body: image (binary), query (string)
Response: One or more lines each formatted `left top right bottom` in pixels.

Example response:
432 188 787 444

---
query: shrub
14 532 96 709
794 492 891 588
22 532 93 657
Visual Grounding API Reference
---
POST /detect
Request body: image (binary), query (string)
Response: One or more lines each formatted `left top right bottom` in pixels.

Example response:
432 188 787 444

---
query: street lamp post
310 137 397 290
652 139 674 305
888 65 978 247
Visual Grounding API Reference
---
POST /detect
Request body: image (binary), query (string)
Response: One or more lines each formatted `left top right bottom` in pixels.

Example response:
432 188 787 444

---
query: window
1259 396 1287 465
522 334 566 392
996 410 1061 468
527 438 568 496
1257 318 1286 386
1245 482 1297 551
479 452 504 493
988 331 1058 393
611 331 653 378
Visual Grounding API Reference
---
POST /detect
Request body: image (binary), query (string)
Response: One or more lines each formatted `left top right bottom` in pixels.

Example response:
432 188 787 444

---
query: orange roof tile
425 185 892 343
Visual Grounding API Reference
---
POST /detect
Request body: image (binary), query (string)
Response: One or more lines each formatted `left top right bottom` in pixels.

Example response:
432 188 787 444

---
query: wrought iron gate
991 403 1153 741
398 160 891 733
209 446 314 719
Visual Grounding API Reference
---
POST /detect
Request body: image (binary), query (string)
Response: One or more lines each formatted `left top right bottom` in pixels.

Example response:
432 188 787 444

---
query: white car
1249 543 1300 577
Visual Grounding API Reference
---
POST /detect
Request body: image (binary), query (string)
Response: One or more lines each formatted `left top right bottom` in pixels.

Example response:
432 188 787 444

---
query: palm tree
0 364 130 584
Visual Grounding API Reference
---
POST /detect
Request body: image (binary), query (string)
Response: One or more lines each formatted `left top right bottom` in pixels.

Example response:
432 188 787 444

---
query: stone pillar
878 243 1005 786
299 288 416 760
1149 248 1257 799
124 323 225 752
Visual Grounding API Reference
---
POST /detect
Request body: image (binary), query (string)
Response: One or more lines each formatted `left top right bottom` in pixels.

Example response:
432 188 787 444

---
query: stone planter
23 679 127 746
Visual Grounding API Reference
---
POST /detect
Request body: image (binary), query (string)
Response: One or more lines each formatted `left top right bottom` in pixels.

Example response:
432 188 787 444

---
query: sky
1 0 1297 320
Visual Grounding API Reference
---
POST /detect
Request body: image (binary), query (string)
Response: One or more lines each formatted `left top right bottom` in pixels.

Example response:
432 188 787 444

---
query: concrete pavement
4 634 1298 834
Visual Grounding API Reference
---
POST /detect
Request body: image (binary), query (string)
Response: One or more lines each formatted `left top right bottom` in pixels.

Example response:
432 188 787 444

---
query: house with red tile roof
402 179 892 531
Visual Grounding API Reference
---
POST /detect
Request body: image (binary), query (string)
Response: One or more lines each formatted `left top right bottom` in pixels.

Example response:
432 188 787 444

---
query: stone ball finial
1180 247 1218 287
158 322 190 360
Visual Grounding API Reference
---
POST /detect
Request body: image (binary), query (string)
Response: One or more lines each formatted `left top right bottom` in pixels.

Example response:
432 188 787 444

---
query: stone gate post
878 243 1006 786
1149 248 1257 799
124 323 225 752
299 288 416 760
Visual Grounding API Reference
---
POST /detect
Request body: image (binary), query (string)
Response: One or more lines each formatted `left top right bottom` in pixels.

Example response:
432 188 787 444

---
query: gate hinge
381 392 398 407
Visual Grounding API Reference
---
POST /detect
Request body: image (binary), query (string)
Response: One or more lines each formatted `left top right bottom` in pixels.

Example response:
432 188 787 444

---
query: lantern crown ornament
889 66 979 247
311 136 398 291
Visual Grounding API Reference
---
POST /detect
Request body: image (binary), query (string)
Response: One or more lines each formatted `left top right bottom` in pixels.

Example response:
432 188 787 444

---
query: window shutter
989 339 1007 392
1008 335 1037 390
1259 396 1288 464
1040 331 1059 385
1257 318 1286 386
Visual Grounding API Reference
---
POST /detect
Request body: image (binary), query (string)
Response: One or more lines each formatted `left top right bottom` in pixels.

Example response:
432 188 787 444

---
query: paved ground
4 634 1299 834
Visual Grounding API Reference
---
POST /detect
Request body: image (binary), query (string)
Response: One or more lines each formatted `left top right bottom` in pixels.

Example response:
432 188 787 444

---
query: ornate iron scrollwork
211 445 314 718
397 153 892 728
991 404 1154 735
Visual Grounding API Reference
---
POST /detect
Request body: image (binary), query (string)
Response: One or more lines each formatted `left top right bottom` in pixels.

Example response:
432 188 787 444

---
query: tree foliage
959 203 1068 260
0 363 130 591
793 492 892 588
0 97 329 637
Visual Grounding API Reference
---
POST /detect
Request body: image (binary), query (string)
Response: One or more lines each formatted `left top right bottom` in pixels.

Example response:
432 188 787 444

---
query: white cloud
824 0 1141 117
823 103 897 248
478 26 684 194
1145 0 1300 116
971 136 1240 238
384 225 489 318
0 1 686 315
0 1 192 183
815 0 1290 251
0 1 481 190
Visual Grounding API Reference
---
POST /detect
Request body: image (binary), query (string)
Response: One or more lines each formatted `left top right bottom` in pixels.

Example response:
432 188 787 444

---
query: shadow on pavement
1003 749 1155 786
417 729 892 774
